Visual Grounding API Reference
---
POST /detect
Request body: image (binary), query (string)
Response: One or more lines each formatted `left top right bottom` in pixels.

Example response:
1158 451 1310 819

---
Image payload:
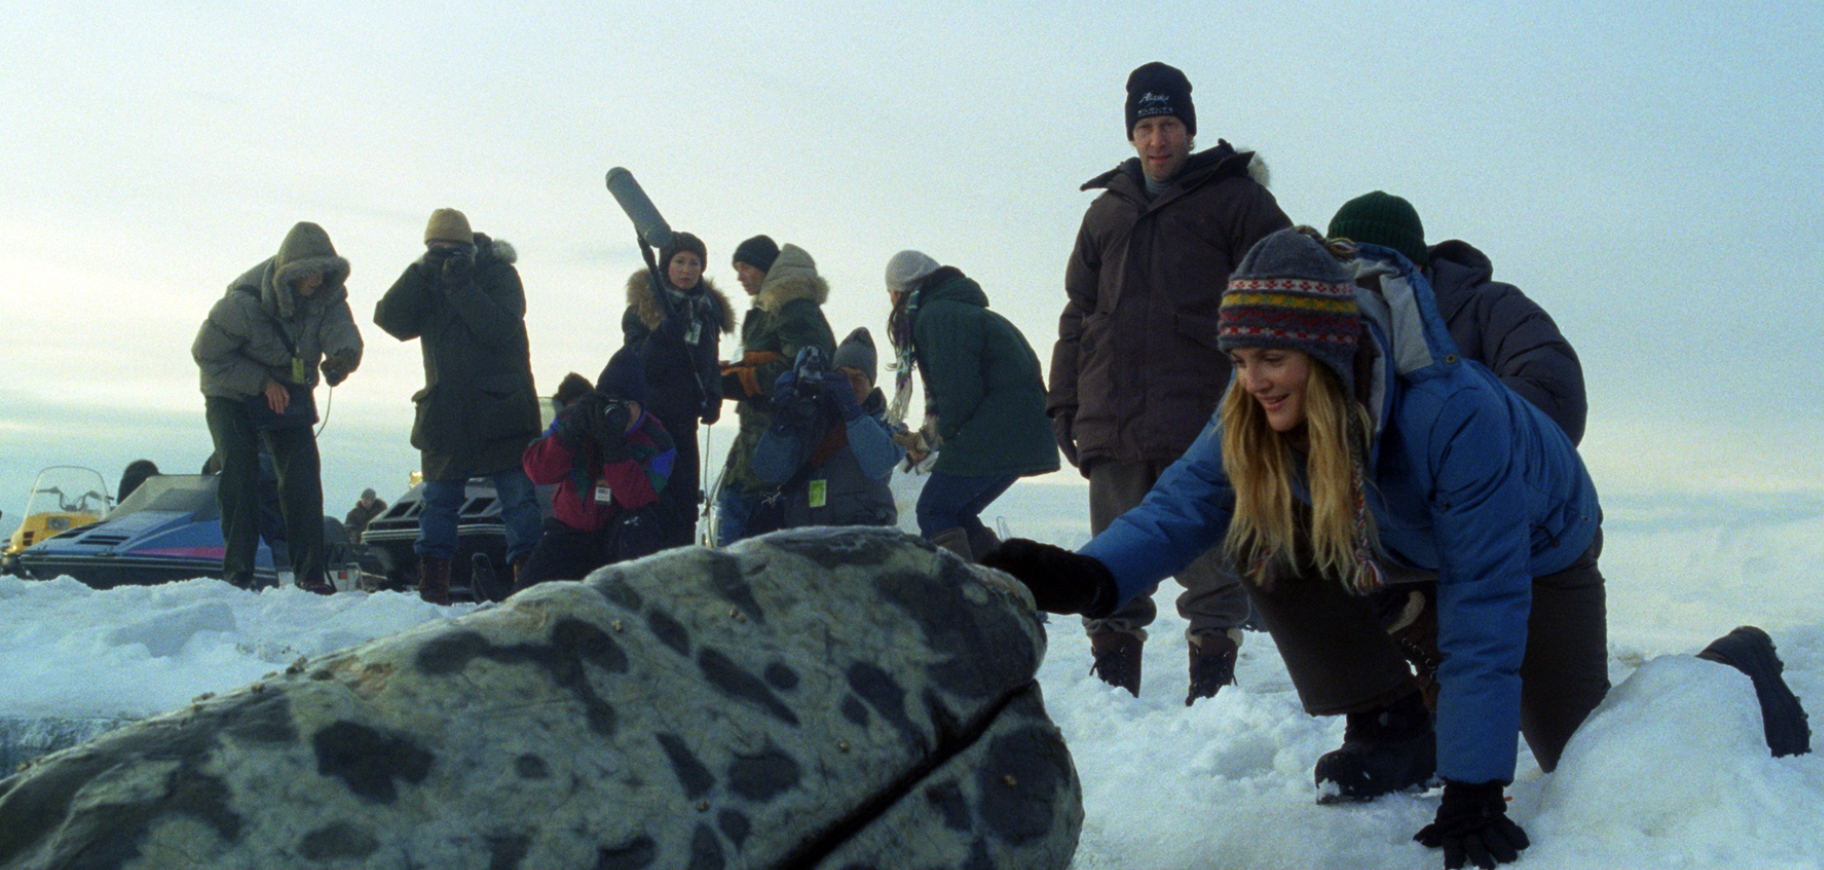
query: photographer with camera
750 330 903 533
374 208 543 604
518 347 677 588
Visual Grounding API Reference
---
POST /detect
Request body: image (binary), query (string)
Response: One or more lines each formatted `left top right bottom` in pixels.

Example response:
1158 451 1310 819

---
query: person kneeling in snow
518 348 675 589
983 228 1810 870
749 331 903 533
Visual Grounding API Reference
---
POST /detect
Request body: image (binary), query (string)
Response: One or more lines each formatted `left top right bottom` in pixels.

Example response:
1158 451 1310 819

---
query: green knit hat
1327 191 1428 269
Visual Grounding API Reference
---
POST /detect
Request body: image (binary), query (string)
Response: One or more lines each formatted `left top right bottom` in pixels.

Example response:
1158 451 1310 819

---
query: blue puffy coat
1079 246 1600 784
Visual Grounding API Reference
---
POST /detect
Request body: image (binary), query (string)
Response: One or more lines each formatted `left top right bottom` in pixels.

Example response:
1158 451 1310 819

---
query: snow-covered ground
3 478 1821 869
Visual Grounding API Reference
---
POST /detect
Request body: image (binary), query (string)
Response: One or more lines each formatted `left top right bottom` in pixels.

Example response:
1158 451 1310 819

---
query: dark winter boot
1696 625 1812 757
1186 630 1241 706
926 527 973 562
1089 631 1144 697
1314 690 1437 803
417 555 452 606
966 527 1001 563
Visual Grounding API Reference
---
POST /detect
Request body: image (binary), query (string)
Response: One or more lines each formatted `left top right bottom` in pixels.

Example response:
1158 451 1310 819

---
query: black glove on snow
977 538 1118 617
1414 780 1529 870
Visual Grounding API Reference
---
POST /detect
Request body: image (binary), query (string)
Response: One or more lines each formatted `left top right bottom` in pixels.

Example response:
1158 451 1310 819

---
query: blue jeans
715 486 760 548
914 472 1018 538
417 471 541 561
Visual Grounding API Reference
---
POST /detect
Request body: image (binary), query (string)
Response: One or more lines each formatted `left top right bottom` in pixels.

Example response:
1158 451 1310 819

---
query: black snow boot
1315 690 1437 803
1697 625 1812 757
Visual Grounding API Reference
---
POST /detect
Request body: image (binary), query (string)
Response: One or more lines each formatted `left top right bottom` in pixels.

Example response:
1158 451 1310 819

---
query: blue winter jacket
1079 245 1600 785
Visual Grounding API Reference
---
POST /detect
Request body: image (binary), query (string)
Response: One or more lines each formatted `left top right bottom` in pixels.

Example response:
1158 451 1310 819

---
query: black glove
1414 780 1529 869
1051 411 1079 468
558 392 606 451
701 396 722 425
319 348 357 387
439 246 474 284
977 538 1118 617
659 307 692 340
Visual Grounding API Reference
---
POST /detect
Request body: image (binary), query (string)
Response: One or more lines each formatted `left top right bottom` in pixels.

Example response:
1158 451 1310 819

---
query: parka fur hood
241 221 352 320
753 243 829 315
624 269 735 334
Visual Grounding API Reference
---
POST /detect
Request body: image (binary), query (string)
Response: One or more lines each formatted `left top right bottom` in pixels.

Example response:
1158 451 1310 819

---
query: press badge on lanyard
594 482 614 506
291 357 308 383
808 479 827 508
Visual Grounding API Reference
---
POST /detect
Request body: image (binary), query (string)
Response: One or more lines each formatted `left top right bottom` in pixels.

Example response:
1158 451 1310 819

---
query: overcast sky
4 0 1822 526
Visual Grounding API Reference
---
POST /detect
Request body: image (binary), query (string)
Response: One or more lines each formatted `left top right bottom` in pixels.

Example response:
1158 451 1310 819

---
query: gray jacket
193 222 363 400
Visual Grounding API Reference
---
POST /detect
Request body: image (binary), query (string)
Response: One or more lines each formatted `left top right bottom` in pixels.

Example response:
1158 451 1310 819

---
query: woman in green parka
884 250 1059 561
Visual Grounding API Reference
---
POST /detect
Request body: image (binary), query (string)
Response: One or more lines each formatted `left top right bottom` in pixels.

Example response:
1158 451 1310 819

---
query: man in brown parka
1047 61 1290 702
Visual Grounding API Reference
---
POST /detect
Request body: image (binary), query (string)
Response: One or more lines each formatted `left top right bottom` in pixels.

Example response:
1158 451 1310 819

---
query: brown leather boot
1089 631 1143 697
1186 629 1241 706
926 527 973 562
966 526 1001 561
417 555 452 606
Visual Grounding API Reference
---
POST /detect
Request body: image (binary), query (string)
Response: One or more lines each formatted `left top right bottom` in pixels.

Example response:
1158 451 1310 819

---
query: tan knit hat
424 208 472 244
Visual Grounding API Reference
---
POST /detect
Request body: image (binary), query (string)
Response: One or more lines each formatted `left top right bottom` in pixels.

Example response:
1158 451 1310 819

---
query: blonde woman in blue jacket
985 228 1809 869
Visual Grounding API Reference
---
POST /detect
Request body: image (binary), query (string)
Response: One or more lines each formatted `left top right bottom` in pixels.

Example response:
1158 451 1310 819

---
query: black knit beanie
832 327 879 386
595 346 647 404
731 234 780 272
1126 62 1196 139
1328 191 1428 269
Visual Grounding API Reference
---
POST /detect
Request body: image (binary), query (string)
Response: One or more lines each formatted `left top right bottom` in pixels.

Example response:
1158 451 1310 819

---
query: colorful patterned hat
1218 228 1361 394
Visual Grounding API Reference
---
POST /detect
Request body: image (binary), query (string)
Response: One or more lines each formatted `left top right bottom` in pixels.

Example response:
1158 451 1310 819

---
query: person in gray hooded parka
192 221 363 593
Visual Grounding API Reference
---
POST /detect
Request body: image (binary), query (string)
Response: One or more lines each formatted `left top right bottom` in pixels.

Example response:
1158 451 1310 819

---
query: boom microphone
605 167 674 250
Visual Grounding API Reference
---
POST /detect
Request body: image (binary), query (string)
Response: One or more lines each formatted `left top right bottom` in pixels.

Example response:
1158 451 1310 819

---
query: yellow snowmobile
2 466 111 576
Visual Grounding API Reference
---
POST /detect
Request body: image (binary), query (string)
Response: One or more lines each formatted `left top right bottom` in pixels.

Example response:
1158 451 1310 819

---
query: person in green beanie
1327 191 1586 443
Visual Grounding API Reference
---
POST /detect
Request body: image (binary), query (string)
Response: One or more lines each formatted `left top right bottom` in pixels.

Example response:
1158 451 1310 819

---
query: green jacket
193 221 364 400
911 268 1059 478
373 234 541 481
719 244 836 495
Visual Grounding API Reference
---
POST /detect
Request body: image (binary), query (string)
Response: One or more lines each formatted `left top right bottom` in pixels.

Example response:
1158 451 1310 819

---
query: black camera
601 398 632 434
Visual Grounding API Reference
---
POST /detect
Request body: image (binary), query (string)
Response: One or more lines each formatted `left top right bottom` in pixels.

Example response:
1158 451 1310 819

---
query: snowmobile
10 473 361 590
360 478 555 603
2 466 111 577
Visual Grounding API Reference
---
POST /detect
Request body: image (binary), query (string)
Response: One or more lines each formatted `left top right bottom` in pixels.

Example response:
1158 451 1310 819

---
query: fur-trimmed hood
248 221 351 320
625 269 735 334
753 243 829 315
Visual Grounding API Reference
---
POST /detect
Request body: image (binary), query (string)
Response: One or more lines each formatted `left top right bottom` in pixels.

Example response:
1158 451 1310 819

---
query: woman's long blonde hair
1220 358 1379 591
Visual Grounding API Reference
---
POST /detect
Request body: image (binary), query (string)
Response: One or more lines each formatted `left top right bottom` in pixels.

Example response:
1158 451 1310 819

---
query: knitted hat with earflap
1219 227 1383 594
1327 191 1428 269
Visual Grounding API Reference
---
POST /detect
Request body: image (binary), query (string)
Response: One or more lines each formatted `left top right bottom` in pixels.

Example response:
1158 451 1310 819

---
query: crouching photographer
518 347 678 589
749 330 904 534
